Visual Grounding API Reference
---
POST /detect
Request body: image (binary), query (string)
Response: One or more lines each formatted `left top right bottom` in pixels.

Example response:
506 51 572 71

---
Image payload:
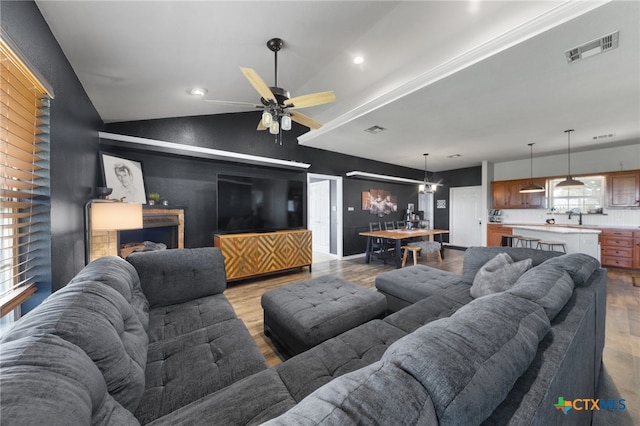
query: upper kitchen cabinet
607 170 640 207
492 179 547 209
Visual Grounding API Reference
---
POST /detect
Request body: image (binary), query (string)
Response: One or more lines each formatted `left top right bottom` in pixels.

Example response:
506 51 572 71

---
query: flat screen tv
217 174 304 233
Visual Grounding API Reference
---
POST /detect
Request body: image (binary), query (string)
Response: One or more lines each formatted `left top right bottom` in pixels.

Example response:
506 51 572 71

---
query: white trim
99 132 311 169
307 173 344 259
299 1 608 145
346 171 423 185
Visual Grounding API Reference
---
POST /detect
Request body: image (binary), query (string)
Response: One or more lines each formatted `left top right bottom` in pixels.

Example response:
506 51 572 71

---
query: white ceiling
35 1 640 172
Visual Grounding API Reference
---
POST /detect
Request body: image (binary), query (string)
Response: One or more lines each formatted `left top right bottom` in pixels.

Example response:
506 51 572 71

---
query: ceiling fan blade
257 119 267 131
285 91 336 109
240 67 276 103
204 99 263 109
290 111 322 130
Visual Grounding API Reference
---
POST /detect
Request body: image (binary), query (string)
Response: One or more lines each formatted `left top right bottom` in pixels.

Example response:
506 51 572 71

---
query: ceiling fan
206 37 335 143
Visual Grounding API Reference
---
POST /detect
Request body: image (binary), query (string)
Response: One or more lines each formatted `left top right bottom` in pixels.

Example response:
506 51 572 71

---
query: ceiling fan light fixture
281 114 292 131
261 111 272 126
555 129 584 189
269 120 279 135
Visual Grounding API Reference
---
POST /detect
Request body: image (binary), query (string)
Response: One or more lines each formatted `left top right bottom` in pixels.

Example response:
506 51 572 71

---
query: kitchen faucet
568 210 583 225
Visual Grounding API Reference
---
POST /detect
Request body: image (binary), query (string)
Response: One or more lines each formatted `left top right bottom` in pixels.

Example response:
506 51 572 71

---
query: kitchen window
548 176 605 213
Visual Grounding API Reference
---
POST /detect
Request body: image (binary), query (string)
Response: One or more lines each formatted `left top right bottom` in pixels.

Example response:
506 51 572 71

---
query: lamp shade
91 201 143 230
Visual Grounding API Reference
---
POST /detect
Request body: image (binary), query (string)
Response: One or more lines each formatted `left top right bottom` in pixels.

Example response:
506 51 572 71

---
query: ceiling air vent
565 31 619 63
364 125 386 134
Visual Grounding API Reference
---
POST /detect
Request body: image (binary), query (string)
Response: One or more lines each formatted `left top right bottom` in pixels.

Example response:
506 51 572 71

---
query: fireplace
88 208 184 262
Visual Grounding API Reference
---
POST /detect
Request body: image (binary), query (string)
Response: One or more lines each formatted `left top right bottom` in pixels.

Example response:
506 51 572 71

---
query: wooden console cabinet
214 229 312 281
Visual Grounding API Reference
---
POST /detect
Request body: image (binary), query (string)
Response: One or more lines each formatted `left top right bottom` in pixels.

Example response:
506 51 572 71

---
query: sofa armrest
127 248 227 308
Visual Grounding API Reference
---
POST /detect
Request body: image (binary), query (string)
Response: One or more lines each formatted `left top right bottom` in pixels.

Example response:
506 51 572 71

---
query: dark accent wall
104 113 426 256
1 1 103 304
431 166 482 243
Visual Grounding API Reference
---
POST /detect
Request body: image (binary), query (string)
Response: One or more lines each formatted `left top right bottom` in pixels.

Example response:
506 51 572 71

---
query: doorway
307 173 343 259
449 186 483 247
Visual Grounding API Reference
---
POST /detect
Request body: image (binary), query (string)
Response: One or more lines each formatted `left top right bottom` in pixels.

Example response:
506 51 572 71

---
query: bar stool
401 245 422 267
536 240 567 253
500 235 522 247
516 236 541 248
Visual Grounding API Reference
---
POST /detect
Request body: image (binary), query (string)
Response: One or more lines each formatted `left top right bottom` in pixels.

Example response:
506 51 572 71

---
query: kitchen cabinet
600 229 634 269
607 171 640 207
634 231 640 269
487 224 510 247
491 179 546 209
492 182 509 210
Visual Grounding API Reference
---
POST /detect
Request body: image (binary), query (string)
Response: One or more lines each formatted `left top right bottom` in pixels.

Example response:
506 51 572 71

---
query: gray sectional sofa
0 246 606 425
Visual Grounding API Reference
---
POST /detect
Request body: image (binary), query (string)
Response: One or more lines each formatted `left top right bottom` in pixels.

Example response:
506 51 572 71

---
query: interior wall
431 166 483 243
104 114 425 257
1 1 103 304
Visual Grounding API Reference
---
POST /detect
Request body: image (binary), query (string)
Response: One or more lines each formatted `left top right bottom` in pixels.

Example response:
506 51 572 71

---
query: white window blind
0 36 51 324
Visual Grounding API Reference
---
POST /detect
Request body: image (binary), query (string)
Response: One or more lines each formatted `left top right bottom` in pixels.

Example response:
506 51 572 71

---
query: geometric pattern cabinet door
214 229 312 281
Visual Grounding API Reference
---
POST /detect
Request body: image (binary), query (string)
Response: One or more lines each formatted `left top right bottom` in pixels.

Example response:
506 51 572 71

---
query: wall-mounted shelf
346 171 423 185
99 132 311 170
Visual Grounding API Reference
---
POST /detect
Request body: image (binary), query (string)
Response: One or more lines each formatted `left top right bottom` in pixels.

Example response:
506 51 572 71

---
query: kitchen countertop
490 223 640 231
504 225 601 234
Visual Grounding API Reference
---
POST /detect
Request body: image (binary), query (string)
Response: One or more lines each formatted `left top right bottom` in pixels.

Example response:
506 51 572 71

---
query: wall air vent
565 31 619 63
364 125 386 134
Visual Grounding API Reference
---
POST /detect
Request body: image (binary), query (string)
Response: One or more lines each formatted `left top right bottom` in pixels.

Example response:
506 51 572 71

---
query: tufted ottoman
261 276 387 358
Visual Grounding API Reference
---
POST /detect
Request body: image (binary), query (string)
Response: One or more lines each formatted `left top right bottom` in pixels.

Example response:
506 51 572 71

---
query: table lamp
84 199 143 264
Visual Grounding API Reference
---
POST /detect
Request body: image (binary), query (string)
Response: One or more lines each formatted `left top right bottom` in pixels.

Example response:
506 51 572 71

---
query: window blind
0 37 51 320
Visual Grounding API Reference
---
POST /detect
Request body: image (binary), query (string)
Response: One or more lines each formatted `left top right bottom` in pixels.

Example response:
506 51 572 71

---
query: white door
449 186 483 247
309 180 331 253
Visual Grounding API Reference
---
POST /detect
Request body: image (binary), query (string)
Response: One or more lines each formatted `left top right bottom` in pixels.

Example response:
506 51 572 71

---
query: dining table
359 228 449 268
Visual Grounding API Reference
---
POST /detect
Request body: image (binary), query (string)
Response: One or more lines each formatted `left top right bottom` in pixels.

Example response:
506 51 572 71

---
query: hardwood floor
224 249 639 425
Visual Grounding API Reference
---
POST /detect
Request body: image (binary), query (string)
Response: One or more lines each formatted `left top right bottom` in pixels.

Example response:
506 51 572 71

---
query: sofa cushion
383 292 550 426
146 293 238 343
462 246 561 284
1 282 148 413
383 294 466 333
541 253 601 286
508 263 574 321
0 334 140 426
137 316 266 424
375 264 464 304
276 319 407 402
146 369 296 426
264 361 438 426
127 247 227 308
69 255 149 330
470 253 532 298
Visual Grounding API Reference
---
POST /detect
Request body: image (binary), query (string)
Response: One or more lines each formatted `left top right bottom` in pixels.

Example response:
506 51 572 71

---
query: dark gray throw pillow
470 252 532 298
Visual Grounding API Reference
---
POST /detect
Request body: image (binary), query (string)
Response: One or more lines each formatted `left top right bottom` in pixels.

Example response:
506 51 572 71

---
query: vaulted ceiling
35 1 639 172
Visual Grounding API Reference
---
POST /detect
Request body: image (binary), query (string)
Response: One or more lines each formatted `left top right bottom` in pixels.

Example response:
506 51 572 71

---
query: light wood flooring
224 249 639 425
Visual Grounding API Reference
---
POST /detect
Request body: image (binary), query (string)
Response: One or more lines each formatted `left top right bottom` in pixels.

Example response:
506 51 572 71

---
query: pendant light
419 153 436 194
520 143 545 193
556 129 584 188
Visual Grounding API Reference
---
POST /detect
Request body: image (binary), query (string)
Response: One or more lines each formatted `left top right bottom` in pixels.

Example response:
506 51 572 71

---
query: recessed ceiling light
353 56 364 65
189 87 208 96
